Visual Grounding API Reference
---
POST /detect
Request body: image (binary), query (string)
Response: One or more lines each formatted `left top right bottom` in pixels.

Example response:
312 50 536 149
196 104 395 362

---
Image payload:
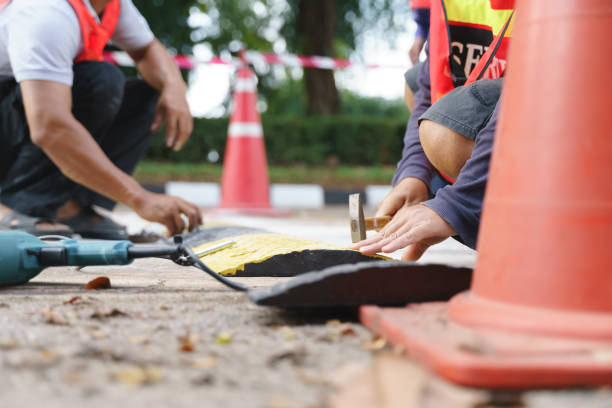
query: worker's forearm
131 39 186 92
39 118 146 209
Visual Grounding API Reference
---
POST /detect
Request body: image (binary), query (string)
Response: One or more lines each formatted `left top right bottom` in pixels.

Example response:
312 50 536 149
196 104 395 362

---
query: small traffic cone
218 64 272 213
361 0 612 388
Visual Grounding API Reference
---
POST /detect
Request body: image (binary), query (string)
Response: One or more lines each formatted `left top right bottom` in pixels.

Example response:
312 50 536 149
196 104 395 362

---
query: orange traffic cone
361 0 612 388
218 64 272 213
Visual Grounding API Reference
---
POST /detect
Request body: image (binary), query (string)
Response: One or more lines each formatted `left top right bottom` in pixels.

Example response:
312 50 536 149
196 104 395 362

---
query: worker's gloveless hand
134 191 202 236
151 81 193 152
376 177 429 218
352 204 456 261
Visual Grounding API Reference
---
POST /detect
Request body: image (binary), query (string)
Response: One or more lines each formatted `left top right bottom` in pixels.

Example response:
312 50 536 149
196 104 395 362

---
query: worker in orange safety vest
354 0 515 258
0 0 201 239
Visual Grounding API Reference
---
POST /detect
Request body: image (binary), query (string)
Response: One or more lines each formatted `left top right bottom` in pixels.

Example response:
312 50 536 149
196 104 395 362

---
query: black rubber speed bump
248 260 472 308
182 226 388 277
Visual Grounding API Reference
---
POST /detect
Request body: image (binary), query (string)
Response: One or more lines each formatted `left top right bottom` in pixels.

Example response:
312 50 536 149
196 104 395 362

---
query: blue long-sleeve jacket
392 58 499 249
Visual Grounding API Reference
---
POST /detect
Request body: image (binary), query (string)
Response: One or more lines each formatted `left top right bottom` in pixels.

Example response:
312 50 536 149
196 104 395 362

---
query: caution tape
102 50 405 71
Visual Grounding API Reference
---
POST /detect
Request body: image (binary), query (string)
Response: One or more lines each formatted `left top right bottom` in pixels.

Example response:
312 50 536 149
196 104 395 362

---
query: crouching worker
0 0 201 239
353 0 514 260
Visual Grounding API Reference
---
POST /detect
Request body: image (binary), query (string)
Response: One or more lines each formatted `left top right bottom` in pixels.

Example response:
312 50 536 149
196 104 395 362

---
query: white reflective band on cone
228 122 263 138
234 78 257 93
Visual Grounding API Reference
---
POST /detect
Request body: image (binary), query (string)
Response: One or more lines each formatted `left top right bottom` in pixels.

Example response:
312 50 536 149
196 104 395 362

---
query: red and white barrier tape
102 50 405 71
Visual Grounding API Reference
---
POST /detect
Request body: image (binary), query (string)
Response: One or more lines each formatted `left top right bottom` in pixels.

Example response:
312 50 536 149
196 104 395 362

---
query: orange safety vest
0 0 120 62
429 0 515 104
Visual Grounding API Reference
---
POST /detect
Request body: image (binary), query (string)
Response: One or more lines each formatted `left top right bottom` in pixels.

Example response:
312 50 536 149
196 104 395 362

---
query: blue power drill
0 231 247 291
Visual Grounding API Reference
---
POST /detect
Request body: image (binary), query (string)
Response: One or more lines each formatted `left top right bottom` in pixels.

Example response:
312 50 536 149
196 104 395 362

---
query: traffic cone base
449 291 612 341
361 303 612 389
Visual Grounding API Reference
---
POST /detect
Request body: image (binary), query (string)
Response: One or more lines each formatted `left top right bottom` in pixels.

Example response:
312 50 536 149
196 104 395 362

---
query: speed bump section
192 232 389 277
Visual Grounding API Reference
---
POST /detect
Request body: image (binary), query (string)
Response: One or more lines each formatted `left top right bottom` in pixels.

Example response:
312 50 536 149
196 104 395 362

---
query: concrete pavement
0 206 476 408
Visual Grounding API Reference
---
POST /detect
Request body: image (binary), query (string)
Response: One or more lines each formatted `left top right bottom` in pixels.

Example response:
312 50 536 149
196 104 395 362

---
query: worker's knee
419 119 475 180
72 61 126 125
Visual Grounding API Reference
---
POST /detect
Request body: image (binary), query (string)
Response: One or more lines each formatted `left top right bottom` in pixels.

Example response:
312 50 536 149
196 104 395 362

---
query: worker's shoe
0 211 74 237
61 206 128 241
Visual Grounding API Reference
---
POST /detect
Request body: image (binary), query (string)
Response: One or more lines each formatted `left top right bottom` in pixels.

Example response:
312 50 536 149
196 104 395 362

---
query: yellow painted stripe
194 233 390 276
444 0 514 36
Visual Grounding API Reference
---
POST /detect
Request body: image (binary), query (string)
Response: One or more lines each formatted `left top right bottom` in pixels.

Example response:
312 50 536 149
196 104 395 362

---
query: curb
145 182 392 209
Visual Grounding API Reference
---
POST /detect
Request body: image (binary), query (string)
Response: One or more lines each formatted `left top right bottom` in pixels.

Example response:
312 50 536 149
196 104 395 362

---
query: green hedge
145 115 409 166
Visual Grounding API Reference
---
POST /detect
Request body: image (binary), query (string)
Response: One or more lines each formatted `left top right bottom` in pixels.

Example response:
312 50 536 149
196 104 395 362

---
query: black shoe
0 211 74 237
62 207 128 241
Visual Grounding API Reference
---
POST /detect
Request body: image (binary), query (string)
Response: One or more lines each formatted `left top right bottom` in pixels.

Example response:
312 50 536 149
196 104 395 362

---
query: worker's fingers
375 193 404 218
401 241 431 261
162 215 177 237
151 105 164 132
380 224 423 253
165 111 179 149
172 210 185 235
354 229 402 254
179 200 201 231
351 207 410 252
350 232 386 250
173 113 193 152
375 206 411 239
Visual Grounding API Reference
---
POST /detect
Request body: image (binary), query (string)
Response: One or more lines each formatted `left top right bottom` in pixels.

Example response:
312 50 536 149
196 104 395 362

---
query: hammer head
349 193 366 243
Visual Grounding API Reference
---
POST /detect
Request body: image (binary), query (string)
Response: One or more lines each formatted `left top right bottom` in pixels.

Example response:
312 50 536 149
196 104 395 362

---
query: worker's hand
134 191 202 236
409 37 426 65
376 177 429 218
352 204 456 261
151 81 193 152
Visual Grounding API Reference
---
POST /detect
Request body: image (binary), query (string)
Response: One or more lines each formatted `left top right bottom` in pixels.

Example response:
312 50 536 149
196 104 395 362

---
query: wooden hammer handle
365 216 391 231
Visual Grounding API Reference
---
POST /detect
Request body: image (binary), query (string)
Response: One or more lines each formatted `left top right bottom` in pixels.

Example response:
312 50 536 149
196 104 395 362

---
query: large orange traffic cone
219 64 271 212
361 0 612 388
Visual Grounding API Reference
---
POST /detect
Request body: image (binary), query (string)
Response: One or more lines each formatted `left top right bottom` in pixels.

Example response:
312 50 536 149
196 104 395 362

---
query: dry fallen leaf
361 336 387 351
267 346 307 367
158 304 171 311
193 356 217 369
129 336 150 345
63 296 82 305
279 326 297 341
114 365 163 387
216 332 232 345
85 276 111 290
0 339 21 349
179 332 198 352
90 308 127 319
338 323 356 336
42 307 69 326
90 330 108 340
320 332 339 343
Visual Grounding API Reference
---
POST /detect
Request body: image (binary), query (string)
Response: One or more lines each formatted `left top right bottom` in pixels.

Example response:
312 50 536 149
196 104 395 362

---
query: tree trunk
298 0 340 115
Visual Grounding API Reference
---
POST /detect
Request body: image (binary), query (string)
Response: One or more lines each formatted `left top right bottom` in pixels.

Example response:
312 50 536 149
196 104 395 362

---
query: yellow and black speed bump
182 226 388 277
248 261 473 308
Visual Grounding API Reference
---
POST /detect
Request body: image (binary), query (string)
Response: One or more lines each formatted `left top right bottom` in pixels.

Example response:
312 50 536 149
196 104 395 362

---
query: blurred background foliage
133 0 411 117
130 0 414 177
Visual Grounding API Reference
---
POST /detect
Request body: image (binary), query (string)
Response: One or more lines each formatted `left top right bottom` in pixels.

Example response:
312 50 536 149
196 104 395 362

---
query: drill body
0 231 133 286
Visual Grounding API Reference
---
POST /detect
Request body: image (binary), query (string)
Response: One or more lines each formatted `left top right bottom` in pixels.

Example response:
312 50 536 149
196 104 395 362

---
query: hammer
349 193 392 243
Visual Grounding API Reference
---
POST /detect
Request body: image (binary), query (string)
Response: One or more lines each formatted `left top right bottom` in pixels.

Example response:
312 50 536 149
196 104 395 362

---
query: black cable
127 246 180 259
182 245 248 292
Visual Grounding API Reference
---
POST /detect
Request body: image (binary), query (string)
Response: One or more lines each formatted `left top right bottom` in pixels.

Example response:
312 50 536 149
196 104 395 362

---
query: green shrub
145 115 409 166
